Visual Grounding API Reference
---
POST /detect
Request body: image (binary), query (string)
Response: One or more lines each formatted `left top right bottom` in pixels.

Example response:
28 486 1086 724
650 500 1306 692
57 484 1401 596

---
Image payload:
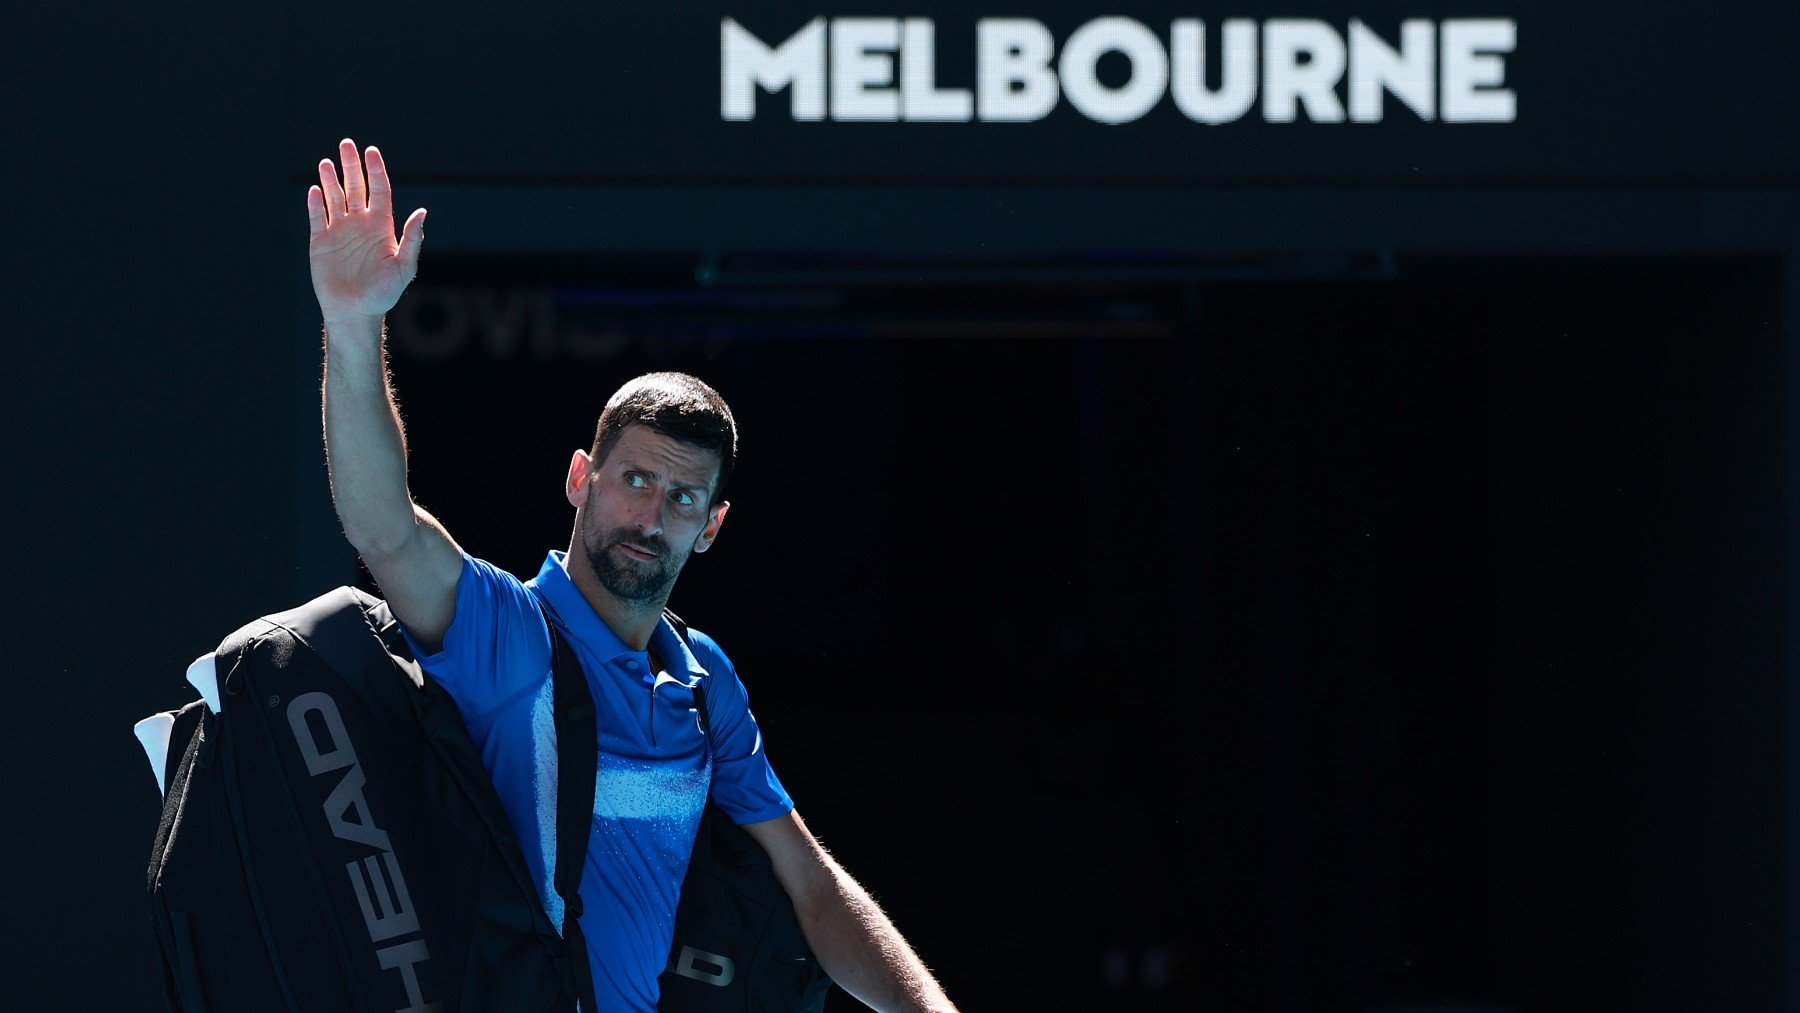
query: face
566 424 729 603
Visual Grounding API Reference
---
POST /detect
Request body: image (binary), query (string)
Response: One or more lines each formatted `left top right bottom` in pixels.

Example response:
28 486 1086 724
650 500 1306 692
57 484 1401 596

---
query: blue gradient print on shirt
530 673 712 938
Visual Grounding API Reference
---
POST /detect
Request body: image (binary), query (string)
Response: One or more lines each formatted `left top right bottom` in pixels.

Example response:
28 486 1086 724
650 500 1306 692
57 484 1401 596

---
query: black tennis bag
148 586 833 1012
146 587 580 1012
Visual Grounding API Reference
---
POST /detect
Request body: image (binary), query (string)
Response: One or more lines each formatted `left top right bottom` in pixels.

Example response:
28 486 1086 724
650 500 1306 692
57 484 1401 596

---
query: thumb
398 207 428 277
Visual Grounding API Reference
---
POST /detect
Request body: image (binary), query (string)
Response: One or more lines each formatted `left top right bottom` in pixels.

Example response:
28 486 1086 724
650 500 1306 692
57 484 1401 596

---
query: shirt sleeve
396 553 551 727
685 628 795 826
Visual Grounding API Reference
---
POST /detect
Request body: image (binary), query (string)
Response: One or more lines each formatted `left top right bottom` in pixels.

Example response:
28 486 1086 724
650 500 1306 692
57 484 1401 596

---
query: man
308 138 957 1013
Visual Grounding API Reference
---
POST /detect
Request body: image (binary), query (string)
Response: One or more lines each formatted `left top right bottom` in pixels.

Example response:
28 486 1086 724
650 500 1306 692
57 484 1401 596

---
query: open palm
308 138 427 325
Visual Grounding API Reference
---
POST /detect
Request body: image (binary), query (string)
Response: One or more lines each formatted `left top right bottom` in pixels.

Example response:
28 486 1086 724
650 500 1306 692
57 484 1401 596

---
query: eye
624 472 647 488
673 490 696 507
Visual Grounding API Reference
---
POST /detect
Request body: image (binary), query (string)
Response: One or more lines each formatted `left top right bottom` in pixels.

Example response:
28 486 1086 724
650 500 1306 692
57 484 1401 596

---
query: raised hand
307 139 427 329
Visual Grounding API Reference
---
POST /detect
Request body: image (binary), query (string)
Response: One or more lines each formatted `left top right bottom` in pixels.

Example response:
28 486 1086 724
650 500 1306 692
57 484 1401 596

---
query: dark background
9 2 1799 1010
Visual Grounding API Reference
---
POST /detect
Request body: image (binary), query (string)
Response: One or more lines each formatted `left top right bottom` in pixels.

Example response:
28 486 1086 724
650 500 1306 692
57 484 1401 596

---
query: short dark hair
589 372 737 502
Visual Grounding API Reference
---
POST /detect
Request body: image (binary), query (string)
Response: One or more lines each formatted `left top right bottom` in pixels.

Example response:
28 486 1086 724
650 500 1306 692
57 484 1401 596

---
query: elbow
788 854 847 923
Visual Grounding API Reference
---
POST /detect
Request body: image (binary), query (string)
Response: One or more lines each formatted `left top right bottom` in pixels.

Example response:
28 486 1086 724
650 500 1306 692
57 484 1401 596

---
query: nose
629 495 666 539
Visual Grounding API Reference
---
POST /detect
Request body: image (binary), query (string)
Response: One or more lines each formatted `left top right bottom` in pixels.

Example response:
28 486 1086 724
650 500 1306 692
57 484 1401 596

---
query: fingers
365 146 392 216
317 158 347 220
314 140 395 231
339 138 367 211
306 185 326 235
397 207 428 277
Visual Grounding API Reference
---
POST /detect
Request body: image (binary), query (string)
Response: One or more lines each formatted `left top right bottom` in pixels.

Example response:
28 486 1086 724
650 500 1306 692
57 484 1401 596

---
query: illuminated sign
722 16 1516 124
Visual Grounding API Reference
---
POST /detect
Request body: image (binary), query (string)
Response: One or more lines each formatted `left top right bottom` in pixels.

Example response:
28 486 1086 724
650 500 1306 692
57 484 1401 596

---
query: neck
563 541 668 651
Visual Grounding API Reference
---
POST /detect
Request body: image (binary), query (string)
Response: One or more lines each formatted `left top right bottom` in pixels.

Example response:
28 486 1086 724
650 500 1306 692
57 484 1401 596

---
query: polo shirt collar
532 550 708 683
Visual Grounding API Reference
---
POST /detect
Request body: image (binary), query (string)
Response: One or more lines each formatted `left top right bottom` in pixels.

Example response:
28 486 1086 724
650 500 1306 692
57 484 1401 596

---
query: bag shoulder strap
661 607 726 876
533 591 600 1013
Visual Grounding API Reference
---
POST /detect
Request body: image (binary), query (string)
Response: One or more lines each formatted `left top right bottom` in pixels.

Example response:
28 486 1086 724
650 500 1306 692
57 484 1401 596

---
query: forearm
795 851 956 1013
322 316 419 557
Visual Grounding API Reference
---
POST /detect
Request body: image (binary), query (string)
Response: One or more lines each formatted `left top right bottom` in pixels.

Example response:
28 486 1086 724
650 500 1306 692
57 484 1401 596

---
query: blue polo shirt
400 550 793 1012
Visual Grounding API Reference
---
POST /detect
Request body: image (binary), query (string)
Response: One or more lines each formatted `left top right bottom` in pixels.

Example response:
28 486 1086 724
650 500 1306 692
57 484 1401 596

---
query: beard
583 525 684 602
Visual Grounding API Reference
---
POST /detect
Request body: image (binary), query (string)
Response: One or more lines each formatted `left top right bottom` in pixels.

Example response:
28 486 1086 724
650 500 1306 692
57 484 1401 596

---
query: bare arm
743 810 957 1013
311 139 460 650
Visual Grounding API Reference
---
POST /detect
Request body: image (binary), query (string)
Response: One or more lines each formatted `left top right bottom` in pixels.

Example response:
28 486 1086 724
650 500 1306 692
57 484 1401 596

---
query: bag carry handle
534 592 600 1013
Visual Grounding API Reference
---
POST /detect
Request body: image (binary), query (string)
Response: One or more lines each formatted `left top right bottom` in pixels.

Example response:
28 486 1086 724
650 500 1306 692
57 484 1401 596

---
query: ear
565 449 593 508
692 500 730 554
